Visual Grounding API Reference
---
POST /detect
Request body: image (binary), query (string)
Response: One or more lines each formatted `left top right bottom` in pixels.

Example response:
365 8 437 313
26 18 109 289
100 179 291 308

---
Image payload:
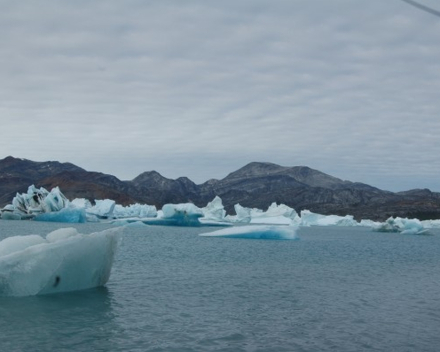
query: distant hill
1 156 440 221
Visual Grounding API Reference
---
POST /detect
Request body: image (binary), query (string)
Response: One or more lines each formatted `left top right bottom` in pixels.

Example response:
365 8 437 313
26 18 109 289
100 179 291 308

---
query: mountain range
1 156 439 221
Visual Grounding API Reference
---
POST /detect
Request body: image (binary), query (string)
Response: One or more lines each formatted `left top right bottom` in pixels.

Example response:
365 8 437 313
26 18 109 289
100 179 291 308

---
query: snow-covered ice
0 227 122 296
199 225 299 240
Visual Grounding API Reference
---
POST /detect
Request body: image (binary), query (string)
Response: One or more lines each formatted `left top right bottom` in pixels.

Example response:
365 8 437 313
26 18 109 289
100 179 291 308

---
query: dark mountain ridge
1 156 439 221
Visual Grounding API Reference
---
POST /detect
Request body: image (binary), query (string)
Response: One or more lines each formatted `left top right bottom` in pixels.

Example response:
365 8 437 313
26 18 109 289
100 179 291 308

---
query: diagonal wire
400 0 440 17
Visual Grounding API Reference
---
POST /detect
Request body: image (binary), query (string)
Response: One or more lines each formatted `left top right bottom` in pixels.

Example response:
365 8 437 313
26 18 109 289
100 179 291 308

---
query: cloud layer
1 1 439 191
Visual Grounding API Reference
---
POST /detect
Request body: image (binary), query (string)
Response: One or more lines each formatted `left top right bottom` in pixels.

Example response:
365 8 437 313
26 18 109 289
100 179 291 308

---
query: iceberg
0 227 122 296
250 216 294 225
144 203 204 226
201 196 226 221
421 219 440 229
112 203 157 219
199 196 231 226
70 198 93 210
0 205 21 220
199 225 299 240
254 202 298 219
2 185 68 219
249 202 300 225
300 210 359 227
224 204 252 223
34 207 87 223
359 219 382 227
86 199 116 219
224 203 300 225
372 217 427 235
0 185 87 224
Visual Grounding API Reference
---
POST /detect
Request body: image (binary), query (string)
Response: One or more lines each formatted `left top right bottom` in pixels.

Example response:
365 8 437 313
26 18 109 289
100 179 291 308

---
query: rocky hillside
1 156 440 221
0 156 85 207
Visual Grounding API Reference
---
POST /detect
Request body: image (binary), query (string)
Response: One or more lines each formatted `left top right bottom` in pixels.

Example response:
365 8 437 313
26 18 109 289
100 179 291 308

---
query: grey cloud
0 1 439 191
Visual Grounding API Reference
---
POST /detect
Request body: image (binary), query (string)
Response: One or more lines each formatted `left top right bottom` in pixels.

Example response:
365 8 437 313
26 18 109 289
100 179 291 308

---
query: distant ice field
1 221 440 352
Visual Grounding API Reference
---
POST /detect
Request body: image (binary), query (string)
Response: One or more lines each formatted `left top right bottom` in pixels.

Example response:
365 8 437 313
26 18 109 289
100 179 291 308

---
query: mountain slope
0 156 85 206
1 157 440 221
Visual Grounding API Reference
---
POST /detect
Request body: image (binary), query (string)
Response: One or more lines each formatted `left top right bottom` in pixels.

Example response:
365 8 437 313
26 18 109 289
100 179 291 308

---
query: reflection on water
0 287 127 351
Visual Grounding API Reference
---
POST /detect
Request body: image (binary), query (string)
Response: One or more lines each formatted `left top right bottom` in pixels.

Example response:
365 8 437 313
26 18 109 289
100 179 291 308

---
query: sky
1 0 439 192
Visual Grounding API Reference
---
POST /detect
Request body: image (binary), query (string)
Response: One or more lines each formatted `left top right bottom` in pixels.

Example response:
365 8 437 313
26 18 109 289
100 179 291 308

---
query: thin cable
401 0 440 17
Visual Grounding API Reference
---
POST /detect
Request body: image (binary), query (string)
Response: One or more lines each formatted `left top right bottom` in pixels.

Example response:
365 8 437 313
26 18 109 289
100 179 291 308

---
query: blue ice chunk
34 208 87 223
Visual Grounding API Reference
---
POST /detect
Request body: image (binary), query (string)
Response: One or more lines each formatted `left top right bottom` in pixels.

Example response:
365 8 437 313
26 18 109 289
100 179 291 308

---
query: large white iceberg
199 225 299 240
0 227 122 296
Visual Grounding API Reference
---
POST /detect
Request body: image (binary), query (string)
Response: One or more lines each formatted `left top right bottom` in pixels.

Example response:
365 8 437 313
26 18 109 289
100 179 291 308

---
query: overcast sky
1 0 439 191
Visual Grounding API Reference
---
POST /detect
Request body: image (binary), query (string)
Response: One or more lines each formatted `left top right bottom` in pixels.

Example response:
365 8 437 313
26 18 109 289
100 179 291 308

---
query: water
1 221 440 352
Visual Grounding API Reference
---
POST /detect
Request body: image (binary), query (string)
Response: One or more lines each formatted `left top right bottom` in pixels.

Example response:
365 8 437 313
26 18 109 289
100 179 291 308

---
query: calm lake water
1 220 439 352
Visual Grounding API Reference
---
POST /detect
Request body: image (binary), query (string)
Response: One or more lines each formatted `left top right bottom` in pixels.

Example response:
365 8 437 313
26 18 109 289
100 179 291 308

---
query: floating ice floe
0 227 122 296
372 217 428 235
199 225 299 240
